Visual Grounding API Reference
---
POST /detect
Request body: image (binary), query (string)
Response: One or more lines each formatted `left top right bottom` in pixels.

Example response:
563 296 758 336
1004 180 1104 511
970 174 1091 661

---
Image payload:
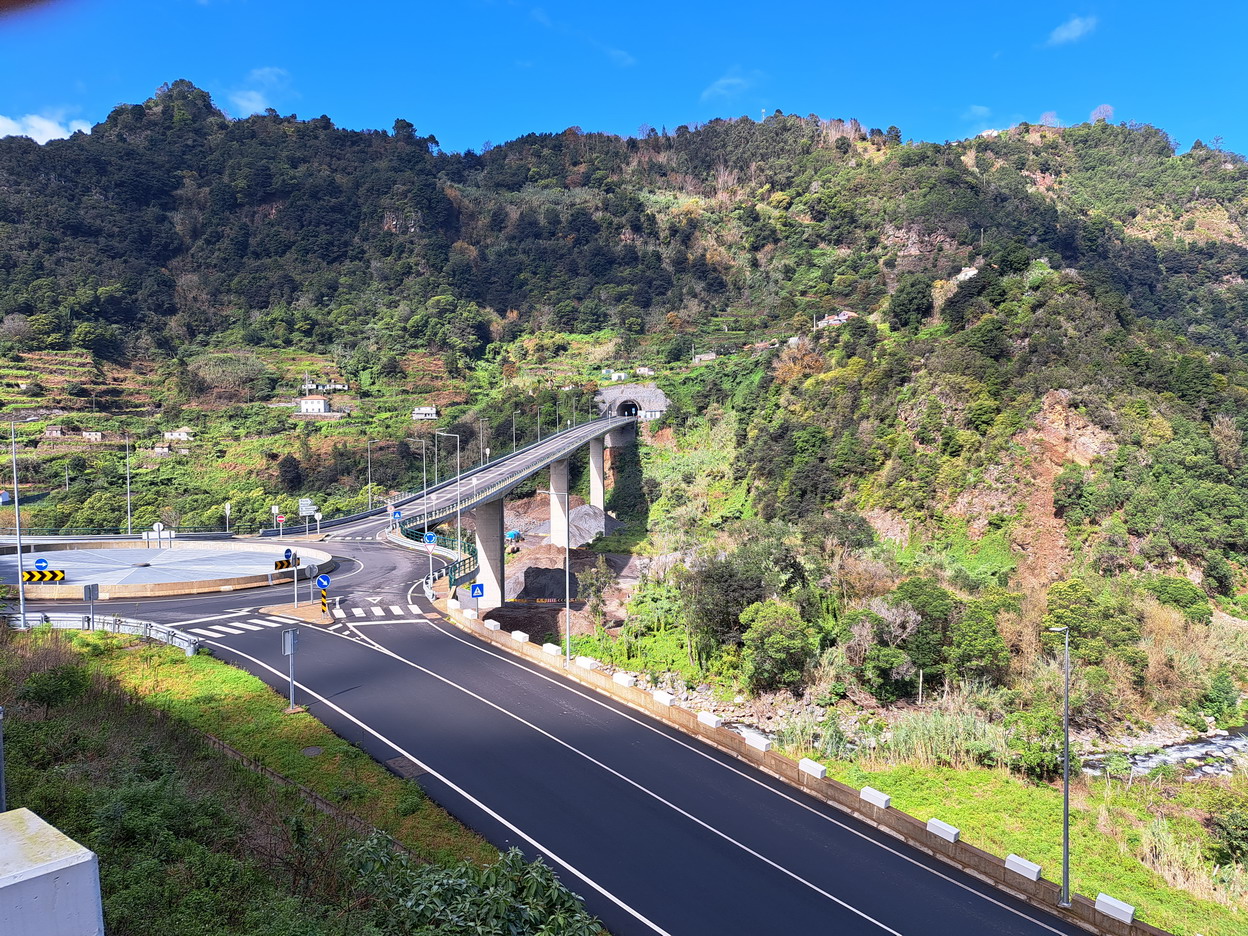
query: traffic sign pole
282 628 298 712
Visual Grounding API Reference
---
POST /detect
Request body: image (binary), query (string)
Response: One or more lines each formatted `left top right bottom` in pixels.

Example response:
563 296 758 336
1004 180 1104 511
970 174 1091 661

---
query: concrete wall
446 610 1175 936
0 808 104 936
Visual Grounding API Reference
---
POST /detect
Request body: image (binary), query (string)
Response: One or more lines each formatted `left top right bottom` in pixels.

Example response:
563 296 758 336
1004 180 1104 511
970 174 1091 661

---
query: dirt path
1013 433 1073 592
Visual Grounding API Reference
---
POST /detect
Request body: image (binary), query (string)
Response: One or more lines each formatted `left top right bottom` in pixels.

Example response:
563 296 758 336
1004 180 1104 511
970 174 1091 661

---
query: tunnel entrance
617 400 639 418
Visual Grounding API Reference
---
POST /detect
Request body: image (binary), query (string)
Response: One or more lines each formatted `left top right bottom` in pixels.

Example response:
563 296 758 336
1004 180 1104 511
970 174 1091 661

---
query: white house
610 371 628 381
692 352 718 365
411 406 438 421
635 366 655 377
82 430 103 443
298 395 331 415
163 426 195 442
43 425 64 438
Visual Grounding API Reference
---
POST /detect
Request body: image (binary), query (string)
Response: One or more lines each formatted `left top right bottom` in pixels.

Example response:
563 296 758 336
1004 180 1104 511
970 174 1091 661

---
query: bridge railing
5 612 200 656
396 416 633 536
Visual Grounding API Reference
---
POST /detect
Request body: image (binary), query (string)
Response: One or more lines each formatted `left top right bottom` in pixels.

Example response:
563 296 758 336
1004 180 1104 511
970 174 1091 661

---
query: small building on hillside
411 406 438 421
43 425 64 439
610 371 628 381
298 395 331 415
152 443 171 456
635 366 655 377
163 426 195 442
692 352 717 365
82 430 103 443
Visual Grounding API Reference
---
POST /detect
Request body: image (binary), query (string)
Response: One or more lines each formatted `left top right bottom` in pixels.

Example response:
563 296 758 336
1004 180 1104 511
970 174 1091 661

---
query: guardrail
396 417 634 535
5 612 199 655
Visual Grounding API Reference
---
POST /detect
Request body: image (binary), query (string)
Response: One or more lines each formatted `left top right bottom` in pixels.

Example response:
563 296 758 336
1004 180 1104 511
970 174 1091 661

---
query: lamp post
479 418 488 466
9 417 36 626
1048 624 1072 908
512 411 518 453
538 487 572 664
365 439 380 511
436 430 461 558
406 438 432 582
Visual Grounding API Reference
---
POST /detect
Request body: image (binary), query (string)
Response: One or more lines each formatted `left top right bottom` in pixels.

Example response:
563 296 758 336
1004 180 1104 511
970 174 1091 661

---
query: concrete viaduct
396 416 636 609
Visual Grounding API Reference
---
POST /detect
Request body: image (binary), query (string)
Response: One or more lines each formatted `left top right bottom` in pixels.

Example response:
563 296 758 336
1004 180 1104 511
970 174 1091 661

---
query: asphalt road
19 528 1089 936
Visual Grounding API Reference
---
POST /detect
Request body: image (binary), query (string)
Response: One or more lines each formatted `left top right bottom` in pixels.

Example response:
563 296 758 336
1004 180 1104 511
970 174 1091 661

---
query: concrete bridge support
474 497 505 610
549 459 569 549
588 437 606 538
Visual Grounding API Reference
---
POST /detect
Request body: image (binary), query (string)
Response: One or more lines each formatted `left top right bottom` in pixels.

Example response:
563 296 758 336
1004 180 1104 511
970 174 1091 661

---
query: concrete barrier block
575 656 599 670
510 630 530 643
799 758 826 779
1005 854 1042 882
697 711 723 728
745 734 771 752
1095 894 1134 924
927 818 959 843
485 621 501 631
542 643 560 655
860 786 891 809
652 690 674 706
612 672 636 687
463 609 477 619
448 598 460 610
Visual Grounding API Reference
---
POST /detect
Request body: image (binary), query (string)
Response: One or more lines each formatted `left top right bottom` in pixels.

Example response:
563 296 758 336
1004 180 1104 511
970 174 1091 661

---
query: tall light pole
407 438 433 581
512 411 518 453
124 434 132 535
9 417 36 626
365 439 380 511
436 430 461 557
479 418 488 466
539 487 571 664
1048 624 1072 908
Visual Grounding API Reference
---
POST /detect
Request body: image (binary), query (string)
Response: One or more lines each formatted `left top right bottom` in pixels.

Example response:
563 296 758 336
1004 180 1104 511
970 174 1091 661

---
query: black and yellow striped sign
274 559 292 570
320 588 328 613
23 569 65 582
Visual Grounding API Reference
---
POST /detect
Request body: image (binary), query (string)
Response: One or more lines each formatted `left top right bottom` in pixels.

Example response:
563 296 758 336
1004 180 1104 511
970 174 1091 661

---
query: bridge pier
549 459 569 549
588 437 605 538
474 497 505 610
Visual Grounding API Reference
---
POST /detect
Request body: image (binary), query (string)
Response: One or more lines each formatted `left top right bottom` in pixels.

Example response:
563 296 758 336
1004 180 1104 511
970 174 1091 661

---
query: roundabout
0 540 335 599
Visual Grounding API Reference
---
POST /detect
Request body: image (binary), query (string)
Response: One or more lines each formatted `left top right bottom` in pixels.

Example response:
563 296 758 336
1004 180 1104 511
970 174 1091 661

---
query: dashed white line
389 605 403 615
250 618 284 628
233 622 264 631
370 606 385 617
351 608 365 618
211 625 244 635
176 610 248 626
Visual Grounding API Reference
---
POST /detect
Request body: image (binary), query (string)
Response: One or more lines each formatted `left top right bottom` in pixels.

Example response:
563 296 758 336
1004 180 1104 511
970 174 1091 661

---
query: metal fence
6 612 200 656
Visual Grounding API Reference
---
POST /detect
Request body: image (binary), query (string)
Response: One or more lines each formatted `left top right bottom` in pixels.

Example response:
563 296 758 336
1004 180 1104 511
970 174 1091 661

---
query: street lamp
406 438 432 582
8 417 37 626
124 434 132 535
1048 624 1072 908
538 487 571 664
512 411 519 453
365 439 380 511
435 430 461 558
479 418 488 466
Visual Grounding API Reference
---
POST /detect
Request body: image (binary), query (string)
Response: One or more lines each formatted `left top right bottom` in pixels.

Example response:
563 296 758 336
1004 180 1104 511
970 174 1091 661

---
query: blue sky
1 0 1245 156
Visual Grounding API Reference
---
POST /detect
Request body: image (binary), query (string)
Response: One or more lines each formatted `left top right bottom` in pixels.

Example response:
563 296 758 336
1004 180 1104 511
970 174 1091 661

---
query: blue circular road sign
316 574 331 589
284 548 292 560
34 558 48 571
423 532 436 544
392 510 402 520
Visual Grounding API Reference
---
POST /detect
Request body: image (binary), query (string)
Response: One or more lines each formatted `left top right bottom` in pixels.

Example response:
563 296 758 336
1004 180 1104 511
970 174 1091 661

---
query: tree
886 275 933 331
277 454 303 491
576 555 615 629
949 604 1009 683
740 601 816 694
1005 707 1063 781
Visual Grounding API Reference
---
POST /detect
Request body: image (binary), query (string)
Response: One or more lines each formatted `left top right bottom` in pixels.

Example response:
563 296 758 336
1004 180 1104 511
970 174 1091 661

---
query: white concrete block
652 690 674 706
697 711 723 728
463 609 477 619
542 643 561 656
0 807 104 936
448 598 460 610
574 656 599 670
799 758 826 779
612 672 637 687
510 630 529 643
927 818 960 843
745 734 772 752
485 621 501 631
1005 854 1042 882
1095 893 1135 924
860 786 891 809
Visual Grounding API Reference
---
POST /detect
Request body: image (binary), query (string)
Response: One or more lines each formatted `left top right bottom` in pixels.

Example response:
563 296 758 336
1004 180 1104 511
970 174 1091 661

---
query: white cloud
1047 15 1097 45
962 104 991 120
229 66 291 116
0 112 90 144
528 7 634 67
606 48 636 67
700 68 760 103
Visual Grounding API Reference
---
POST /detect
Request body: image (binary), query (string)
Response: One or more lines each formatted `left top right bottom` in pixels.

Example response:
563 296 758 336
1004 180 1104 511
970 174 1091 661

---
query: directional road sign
316 574 331 588
274 559 294 571
83 584 99 601
34 558 48 571
277 514 286 523
23 570 65 582
470 583 485 598
284 548 292 560
423 532 436 544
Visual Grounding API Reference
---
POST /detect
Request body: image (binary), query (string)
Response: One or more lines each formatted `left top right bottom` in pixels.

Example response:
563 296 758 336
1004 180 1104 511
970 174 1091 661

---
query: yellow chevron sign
23 569 65 582
274 559 292 570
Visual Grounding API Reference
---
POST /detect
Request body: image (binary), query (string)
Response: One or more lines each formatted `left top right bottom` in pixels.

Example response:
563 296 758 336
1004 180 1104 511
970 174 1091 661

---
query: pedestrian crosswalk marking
188 627 222 637
213 625 244 635
332 609 346 619
408 604 421 614
351 607 365 617
370 606 385 617
250 618 284 628
234 622 264 631
389 605 402 615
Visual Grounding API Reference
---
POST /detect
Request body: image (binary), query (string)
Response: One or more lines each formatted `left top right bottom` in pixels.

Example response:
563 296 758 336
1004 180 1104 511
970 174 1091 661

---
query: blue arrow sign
470 583 485 598
392 510 402 520
316 574 331 589
284 548 292 560
423 532 436 544
34 558 48 571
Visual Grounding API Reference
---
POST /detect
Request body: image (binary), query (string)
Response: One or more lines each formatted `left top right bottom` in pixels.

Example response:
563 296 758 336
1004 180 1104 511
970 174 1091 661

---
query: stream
1083 725 1248 779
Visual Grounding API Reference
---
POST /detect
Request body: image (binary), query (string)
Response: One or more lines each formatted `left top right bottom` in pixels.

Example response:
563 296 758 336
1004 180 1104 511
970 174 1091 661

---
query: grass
69 628 496 865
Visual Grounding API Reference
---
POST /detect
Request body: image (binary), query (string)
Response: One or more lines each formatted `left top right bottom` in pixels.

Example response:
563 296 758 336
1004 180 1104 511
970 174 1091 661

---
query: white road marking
250 618 284 628
351 608 365 617
332 609 346 619
175 610 248 626
233 622 264 631
188 627 223 637
370 606 385 617
408 604 422 615
415 618 1072 936
209 640 675 936
389 605 403 615
208 625 244 635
